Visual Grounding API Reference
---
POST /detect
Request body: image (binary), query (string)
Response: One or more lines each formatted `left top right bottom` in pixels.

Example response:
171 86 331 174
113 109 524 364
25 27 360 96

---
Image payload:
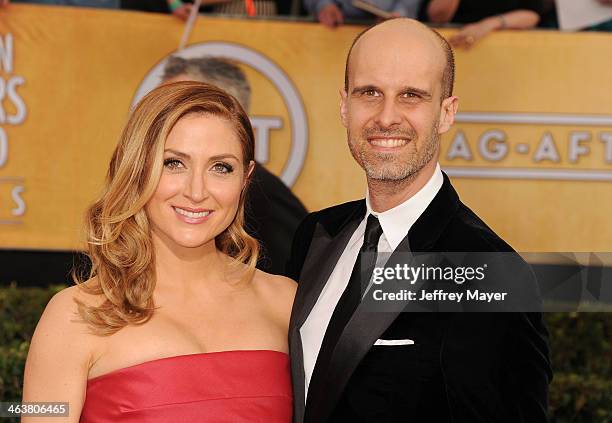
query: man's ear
340 88 349 128
438 96 459 135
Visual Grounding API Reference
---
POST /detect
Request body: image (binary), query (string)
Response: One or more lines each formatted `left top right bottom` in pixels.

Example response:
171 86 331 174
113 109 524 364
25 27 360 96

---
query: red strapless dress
80 350 292 423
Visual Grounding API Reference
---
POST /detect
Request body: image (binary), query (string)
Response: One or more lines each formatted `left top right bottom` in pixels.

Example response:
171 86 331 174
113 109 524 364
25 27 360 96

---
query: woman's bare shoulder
48 279 103 312
43 285 82 322
254 271 297 298
252 270 297 320
36 280 106 345
22 281 104 411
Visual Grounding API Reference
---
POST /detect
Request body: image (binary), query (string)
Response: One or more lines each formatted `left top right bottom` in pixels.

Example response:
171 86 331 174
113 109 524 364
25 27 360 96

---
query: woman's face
146 113 251 251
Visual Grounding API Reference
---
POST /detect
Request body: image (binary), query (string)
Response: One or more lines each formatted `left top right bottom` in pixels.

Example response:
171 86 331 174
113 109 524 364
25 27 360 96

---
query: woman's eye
212 162 234 174
163 158 184 170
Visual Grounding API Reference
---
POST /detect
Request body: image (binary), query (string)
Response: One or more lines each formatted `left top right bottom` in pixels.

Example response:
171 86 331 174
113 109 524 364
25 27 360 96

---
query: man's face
341 26 453 182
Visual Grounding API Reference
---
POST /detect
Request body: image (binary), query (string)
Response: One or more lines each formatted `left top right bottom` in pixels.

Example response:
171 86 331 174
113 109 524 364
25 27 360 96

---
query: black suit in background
286 173 552 423
120 0 176 13
246 163 308 275
418 0 544 23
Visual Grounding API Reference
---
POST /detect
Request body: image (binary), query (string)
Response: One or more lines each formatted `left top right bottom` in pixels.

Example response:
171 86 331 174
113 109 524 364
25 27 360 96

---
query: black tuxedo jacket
286 173 552 423
245 163 308 275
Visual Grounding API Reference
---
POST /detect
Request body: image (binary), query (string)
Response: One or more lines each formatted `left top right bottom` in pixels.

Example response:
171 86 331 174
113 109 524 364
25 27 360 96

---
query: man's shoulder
305 199 364 227
442 201 515 253
286 199 364 280
420 174 514 253
295 199 366 239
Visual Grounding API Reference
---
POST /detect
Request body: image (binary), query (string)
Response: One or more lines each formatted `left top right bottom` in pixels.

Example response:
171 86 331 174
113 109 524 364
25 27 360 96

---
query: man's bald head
344 18 455 101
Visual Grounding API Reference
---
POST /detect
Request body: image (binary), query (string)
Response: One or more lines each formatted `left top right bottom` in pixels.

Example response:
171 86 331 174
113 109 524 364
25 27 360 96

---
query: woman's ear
245 160 256 186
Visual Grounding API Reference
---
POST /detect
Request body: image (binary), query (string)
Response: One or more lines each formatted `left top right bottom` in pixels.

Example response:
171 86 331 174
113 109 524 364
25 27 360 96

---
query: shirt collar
365 163 443 250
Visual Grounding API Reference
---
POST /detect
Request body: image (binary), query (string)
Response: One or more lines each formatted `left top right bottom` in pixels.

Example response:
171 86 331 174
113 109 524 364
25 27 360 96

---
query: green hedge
1 284 611 420
547 312 612 422
0 283 63 400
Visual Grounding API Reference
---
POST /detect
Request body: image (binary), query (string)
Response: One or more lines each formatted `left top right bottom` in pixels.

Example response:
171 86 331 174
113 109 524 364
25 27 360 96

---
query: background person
6 0 118 8
120 0 292 20
420 0 543 48
305 0 424 28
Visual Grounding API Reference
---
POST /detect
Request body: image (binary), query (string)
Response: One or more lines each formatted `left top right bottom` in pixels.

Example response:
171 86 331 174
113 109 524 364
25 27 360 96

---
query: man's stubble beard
348 121 440 183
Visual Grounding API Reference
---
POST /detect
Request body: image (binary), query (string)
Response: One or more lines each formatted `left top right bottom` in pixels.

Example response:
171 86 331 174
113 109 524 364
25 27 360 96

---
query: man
162 56 308 274
287 18 551 422
306 0 423 28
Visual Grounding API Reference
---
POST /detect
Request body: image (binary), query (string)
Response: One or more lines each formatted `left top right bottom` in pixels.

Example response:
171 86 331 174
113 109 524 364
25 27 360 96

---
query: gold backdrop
0 5 611 252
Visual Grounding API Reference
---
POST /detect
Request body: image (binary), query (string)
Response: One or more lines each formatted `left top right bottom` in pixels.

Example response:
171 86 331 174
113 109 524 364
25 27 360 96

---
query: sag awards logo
443 112 612 181
132 42 308 187
0 32 27 225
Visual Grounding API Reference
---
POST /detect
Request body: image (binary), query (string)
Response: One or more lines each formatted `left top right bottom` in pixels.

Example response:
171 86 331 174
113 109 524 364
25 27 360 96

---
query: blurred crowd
1 0 611 46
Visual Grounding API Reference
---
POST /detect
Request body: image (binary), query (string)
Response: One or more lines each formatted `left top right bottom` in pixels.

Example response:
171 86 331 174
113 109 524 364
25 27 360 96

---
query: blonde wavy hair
74 81 259 335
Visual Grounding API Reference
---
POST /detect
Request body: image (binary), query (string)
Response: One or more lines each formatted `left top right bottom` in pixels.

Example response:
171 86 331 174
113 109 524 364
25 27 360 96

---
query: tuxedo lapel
305 232 414 423
305 173 461 423
292 216 363 330
290 201 365 423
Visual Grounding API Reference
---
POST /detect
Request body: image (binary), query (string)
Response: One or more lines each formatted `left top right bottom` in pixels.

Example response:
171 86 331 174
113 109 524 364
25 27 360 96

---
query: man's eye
402 92 419 99
212 162 234 174
364 90 379 96
164 158 184 170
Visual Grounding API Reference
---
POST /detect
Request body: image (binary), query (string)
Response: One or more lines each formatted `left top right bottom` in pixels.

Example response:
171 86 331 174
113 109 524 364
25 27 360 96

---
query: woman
22 81 296 422
420 0 543 48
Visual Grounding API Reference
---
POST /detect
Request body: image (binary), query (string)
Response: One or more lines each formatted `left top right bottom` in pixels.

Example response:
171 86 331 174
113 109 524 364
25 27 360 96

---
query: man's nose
374 97 402 128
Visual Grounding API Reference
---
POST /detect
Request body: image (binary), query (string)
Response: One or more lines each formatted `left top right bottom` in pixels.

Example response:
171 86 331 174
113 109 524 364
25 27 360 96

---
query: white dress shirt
299 163 444 401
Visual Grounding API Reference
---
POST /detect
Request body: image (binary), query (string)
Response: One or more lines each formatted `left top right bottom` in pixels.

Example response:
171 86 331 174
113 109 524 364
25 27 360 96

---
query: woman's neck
151 232 229 293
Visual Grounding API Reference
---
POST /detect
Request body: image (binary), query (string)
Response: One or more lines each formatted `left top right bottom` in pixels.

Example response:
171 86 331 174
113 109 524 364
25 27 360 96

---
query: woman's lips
173 206 213 224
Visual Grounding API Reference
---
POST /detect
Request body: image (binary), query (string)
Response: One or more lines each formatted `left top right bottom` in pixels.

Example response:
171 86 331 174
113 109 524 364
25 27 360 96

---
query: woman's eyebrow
209 154 240 161
164 148 190 159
